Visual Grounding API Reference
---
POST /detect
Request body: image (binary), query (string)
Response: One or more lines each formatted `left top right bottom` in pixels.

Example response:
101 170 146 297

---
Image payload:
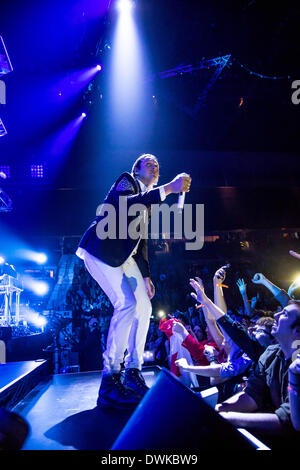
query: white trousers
82 250 152 373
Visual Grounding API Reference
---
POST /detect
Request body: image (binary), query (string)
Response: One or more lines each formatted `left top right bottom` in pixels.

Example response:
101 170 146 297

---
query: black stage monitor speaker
112 368 255 450
0 408 29 450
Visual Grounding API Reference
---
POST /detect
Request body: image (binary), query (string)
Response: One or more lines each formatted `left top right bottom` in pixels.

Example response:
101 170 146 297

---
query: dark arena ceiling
0 0 300 236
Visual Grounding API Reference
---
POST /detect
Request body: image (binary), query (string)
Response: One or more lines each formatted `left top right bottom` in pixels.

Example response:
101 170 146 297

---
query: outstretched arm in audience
219 410 282 433
216 391 282 432
204 311 224 350
213 266 227 314
190 278 265 362
190 278 226 322
216 390 258 413
192 277 224 349
175 357 221 377
252 273 290 307
236 278 252 317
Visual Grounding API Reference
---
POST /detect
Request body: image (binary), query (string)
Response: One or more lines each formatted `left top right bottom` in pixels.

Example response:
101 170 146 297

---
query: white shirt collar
136 177 152 192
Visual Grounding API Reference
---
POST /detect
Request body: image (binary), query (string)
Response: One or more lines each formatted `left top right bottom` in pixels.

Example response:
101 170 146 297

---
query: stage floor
13 368 159 450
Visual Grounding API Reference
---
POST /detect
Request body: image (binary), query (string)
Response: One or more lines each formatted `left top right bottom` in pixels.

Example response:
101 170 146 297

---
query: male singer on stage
76 154 191 409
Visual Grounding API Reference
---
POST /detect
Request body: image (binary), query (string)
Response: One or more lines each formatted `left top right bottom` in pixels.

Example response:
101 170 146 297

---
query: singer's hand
144 277 155 299
168 173 192 194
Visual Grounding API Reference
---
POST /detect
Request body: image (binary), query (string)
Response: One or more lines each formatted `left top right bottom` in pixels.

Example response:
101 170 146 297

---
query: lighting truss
0 36 13 139
148 54 231 112
0 117 7 137
194 55 231 111
0 187 13 212
0 36 13 76
149 55 231 81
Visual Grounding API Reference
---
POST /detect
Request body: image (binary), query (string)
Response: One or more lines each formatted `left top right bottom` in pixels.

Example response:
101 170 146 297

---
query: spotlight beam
117 0 134 13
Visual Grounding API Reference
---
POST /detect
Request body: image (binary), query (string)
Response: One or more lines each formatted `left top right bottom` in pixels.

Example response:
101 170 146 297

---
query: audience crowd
64 247 300 448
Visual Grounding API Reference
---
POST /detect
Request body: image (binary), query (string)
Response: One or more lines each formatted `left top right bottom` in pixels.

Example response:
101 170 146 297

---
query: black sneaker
123 368 149 399
97 372 141 409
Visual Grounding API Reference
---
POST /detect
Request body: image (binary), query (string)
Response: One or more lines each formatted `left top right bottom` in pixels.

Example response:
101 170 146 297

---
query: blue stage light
33 315 47 328
32 281 49 296
22 307 48 328
35 253 47 265
15 249 48 264
117 0 134 13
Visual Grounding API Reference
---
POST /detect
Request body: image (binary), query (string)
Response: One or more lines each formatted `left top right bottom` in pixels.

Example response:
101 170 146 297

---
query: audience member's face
194 326 205 342
272 304 300 348
252 325 274 348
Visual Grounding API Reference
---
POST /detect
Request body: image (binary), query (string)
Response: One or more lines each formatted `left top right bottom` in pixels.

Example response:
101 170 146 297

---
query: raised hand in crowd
191 276 224 349
252 272 290 308
236 278 252 317
172 321 189 341
237 278 247 296
213 266 228 314
204 345 219 364
213 266 227 285
252 273 266 285
288 279 300 298
190 277 208 305
175 357 189 371
250 294 259 310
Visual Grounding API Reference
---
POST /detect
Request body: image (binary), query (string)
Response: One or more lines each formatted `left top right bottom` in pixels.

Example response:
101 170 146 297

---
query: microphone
177 172 191 211
177 192 185 211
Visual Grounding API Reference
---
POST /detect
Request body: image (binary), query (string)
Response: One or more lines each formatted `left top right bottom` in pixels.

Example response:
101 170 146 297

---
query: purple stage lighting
30 165 44 178
50 67 102 103
47 114 86 161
